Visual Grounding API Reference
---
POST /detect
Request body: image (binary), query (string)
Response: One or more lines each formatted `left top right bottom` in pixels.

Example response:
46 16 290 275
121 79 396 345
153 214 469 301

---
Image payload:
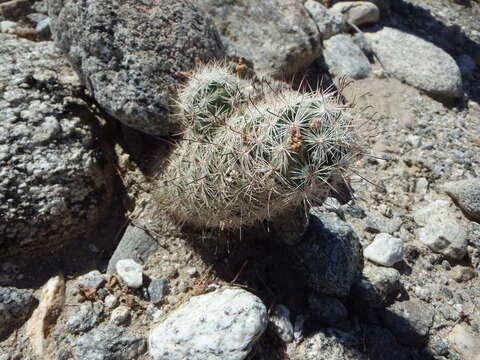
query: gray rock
330 1 380 26
443 178 480 222
308 294 348 325
148 278 168 305
48 0 224 135
197 0 322 79
352 264 401 308
414 200 467 260
106 225 158 274
304 0 347 40
365 27 462 98
104 295 119 310
0 35 114 257
323 34 372 79
0 20 17 32
295 210 363 296
35 17 49 36
364 233 404 267
269 304 294 343
149 287 267 360
0 287 37 340
365 211 401 234
380 299 434 346
77 270 105 291
115 259 143 289
26 12 47 24
66 302 103 334
73 326 145 360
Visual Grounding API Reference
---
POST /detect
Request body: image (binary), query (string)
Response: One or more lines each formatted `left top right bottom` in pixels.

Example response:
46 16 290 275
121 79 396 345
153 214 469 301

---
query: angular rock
443 178 480 222
73 326 145 360
77 270 105 291
304 0 347 40
365 211 401 234
295 211 363 296
323 34 372 79
48 0 224 135
147 278 168 305
380 299 434 346
116 259 143 289
66 302 103 334
352 265 401 308
0 287 37 340
365 27 462 98
330 1 380 26
269 304 294 343
149 287 267 360
414 200 467 260
197 0 322 79
308 294 348 325
0 34 114 257
364 233 404 267
448 324 480 360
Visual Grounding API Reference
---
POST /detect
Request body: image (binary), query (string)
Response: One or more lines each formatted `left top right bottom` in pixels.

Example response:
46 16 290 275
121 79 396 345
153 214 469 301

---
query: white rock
414 200 467 260
0 21 17 32
364 233 404 266
330 1 380 25
110 306 130 325
269 304 294 343
149 287 267 360
104 295 119 309
115 259 143 288
448 324 480 360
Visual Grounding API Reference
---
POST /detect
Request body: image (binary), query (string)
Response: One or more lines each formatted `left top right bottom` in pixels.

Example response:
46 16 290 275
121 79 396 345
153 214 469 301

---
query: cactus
155 64 361 230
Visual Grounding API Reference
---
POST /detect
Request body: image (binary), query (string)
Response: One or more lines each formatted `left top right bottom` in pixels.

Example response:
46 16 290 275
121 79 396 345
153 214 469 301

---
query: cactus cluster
155 63 361 230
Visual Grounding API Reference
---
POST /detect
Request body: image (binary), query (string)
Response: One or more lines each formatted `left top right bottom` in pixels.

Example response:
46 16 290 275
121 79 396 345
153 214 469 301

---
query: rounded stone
364 233 404 267
116 259 143 289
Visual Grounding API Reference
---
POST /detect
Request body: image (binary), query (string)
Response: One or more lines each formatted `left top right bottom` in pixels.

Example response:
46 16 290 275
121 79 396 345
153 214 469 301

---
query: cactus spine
156 63 360 230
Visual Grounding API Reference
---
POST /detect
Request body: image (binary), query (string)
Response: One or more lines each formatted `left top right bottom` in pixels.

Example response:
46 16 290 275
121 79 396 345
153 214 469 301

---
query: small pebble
116 259 143 288
104 295 119 309
110 306 130 325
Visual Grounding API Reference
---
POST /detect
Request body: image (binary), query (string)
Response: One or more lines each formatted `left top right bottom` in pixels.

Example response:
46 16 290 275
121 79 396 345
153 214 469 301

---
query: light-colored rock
104 294 119 309
116 259 143 289
149 287 267 360
331 1 380 25
0 20 16 31
443 178 480 222
269 304 294 343
77 270 105 290
35 17 49 36
197 0 322 79
26 275 65 358
364 233 404 266
323 34 372 79
110 306 130 325
365 27 462 98
448 324 480 360
414 200 467 259
304 0 347 39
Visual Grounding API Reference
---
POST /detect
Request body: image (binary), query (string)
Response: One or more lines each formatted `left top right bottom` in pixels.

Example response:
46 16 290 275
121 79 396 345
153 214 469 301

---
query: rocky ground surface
1 0 480 359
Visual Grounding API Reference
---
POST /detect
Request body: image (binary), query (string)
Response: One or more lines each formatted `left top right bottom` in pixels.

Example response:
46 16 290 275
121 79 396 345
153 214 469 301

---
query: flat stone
149 287 267 360
330 1 380 26
48 0 224 135
365 211 401 234
304 0 347 40
443 178 480 222
364 233 404 267
448 324 480 360
308 294 348 325
116 259 143 289
0 287 37 341
323 34 372 79
365 27 462 98
269 304 294 343
77 270 105 290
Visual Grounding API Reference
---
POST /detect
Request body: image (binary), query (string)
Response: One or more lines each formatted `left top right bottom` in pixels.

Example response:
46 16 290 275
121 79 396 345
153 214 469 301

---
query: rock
116 259 143 289
414 200 467 260
269 304 294 343
77 270 105 291
365 27 462 98
323 34 372 79
443 178 480 222
66 302 103 334
0 20 16 31
147 278 168 305
104 295 119 310
35 17 49 36
26 275 66 357
48 0 224 136
0 34 114 257
106 225 158 274
364 233 404 267
380 299 434 346
365 211 401 234
149 287 267 360
295 210 363 296
365 326 409 360
304 0 347 39
451 266 476 283
0 287 37 340
308 294 348 325
32 0 48 14
197 0 322 79
352 265 401 308
448 324 480 360
110 306 130 326
26 12 47 24
330 1 380 26
73 326 145 360
0 0 32 21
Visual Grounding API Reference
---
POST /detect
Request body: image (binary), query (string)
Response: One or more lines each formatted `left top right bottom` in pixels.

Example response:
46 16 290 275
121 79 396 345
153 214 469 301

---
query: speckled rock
149 287 267 360
0 287 37 340
0 34 113 257
330 1 380 26
197 0 322 79
66 302 103 334
365 27 462 98
48 0 224 135
443 178 480 222
269 304 294 343
304 0 347 39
